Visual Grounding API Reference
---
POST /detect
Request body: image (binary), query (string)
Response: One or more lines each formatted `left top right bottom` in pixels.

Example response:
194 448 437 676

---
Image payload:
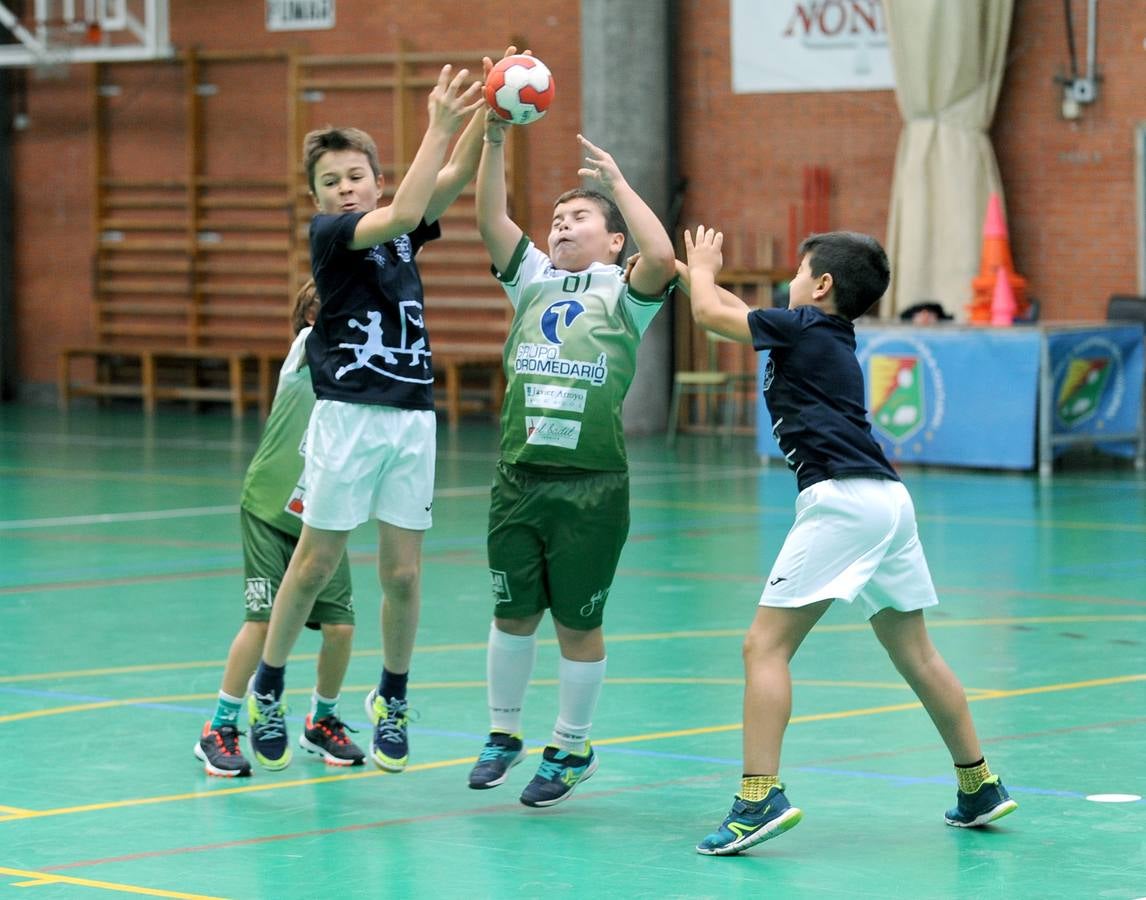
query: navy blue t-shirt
748 305 899 492
307 212 441 408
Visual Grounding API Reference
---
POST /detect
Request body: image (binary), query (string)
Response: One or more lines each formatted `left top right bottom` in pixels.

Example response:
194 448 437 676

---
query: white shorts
301 400 436 532
760 478 938 618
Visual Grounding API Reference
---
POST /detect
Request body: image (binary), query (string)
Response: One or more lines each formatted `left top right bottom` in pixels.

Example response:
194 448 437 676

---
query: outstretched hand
427 64 485 135
480 46 530 144
684 225 724 276
577 134 625 194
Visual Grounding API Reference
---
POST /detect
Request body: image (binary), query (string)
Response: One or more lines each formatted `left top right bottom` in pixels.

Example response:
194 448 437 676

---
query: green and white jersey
496 237 670 471
240 327 315 537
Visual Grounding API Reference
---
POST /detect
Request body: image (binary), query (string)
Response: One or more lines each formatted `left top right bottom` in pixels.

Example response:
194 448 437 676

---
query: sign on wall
731 0 895 94
267 0 335 31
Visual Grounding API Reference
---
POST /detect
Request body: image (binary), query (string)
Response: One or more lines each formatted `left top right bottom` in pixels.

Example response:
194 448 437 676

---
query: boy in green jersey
194 281 364 776
467 93 676 806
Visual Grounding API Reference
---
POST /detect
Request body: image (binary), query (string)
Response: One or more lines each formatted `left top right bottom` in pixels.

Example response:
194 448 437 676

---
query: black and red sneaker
194 721 252 777
299 714 366 767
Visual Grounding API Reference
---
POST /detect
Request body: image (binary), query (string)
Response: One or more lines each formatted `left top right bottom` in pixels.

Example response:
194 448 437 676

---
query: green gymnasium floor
1 403 1143 899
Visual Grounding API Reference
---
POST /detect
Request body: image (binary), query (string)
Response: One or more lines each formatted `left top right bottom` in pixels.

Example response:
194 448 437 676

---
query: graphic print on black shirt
307 212 441 409
748 305 900 492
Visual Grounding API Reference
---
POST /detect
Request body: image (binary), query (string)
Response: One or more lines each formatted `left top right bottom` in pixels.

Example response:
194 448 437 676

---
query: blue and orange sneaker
299 714 365 767
519 745 597 807
246 688 291 771
945 776 1018 827
696 786 803 856
468 732 526 789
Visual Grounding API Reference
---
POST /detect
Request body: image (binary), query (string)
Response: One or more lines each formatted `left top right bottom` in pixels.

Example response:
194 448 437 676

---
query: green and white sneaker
945 776 1018 827
697 787 803 856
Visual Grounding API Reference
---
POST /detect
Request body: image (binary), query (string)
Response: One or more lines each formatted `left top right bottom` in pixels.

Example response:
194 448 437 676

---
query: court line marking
0 866 224 899
3 614 1144 687
0 678 951 725
1 670 1140 824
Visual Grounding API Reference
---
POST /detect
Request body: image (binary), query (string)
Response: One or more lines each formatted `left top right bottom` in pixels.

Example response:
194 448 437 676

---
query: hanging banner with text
731 0 895 93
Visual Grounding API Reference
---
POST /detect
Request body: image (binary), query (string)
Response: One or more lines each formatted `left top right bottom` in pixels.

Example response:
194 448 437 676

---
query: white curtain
881 0 1014 319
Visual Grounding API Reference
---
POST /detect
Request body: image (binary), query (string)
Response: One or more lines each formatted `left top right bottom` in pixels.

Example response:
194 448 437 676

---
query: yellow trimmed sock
738 774 780 802
955 758 993 794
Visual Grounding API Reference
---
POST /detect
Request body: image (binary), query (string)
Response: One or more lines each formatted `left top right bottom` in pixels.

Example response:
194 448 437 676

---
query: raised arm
578 135 675 295
475 107 523 274
683 226 753 344
423 106 485 225
350 65 483 249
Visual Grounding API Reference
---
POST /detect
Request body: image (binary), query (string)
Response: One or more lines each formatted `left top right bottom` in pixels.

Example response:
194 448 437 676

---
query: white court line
0 505 239 530
0 466 769 531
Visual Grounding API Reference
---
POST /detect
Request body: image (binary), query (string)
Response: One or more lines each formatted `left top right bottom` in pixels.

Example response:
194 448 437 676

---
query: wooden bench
58 345 273 419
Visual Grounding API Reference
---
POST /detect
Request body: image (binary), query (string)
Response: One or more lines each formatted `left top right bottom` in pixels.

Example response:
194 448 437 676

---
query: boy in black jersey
247 62 488 774
681 226 1017 856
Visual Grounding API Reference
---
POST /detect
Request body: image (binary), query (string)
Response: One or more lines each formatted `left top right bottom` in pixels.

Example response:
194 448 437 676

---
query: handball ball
485 54 554 125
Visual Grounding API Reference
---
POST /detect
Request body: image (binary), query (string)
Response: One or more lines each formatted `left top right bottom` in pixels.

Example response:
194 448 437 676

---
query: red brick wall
11 0 1146 386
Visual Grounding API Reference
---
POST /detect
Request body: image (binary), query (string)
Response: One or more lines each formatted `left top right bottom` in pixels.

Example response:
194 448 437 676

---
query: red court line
40 773 721 873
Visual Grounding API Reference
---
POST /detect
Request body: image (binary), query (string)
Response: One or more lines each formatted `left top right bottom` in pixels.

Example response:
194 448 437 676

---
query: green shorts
240 508 354 628
487 461 629 631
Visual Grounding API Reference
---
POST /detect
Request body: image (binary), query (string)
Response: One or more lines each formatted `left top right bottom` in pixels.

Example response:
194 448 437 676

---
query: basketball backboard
0 0 170 67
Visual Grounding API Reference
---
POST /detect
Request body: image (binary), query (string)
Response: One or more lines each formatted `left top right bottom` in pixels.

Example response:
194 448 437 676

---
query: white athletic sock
487 623 537 735
552 655 606 755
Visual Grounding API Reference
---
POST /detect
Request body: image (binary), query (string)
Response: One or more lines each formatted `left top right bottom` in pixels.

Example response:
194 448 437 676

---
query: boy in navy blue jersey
681 226 1017 856
247 61 487 774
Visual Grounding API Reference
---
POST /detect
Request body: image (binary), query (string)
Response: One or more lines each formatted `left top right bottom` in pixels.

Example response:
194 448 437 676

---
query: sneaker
519 745 598 808
193 721 251 778
696 787 803 856
945 776 1018 827
364 688 413 772
468 732 526 789
299 714 366 767
246 688 292 771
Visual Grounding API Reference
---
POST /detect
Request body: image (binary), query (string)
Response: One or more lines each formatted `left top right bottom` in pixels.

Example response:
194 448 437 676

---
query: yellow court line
4 615 1144 687
0 805 32 815
1 671 1140 824
0 677 926 725
0 866 225 899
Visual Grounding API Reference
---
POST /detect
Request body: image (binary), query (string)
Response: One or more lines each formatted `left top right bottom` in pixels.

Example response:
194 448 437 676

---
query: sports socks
251 661 285 700
210 690 244 730
486 624 538 735
551 655 606 755
311 691 339 722
955 758 993 794
738 774 780 802
378 668 407 703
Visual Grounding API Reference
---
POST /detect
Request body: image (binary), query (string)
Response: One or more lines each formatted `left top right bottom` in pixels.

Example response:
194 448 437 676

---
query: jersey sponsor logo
1053 337 1126 428
334 301 432 384
244 578 273 613
514 343 608 386
859 336 946 449
524 383 587 413
490 569 512 603
525 415 582 449
540 299 586 344
394 233 413 263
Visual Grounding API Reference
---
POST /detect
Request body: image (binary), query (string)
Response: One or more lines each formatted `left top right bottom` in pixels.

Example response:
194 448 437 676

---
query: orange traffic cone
968 193 1028 324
